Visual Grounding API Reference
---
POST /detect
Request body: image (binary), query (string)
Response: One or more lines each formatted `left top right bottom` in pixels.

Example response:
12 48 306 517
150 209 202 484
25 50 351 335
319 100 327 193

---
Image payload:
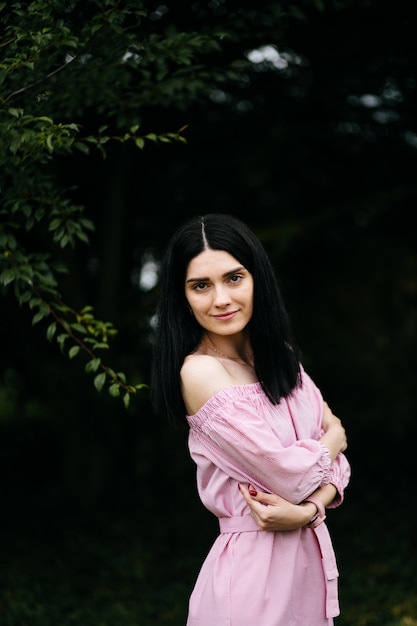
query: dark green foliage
0 0 233 402
1 1 417 624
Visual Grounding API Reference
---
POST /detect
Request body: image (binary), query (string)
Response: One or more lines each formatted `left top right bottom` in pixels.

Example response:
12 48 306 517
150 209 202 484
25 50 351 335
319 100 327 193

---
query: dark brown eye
193 282 207 291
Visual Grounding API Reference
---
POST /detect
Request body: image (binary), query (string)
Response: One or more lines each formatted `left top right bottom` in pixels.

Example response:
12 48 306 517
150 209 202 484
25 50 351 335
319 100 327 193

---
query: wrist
299 501 317 526
303 495 326 528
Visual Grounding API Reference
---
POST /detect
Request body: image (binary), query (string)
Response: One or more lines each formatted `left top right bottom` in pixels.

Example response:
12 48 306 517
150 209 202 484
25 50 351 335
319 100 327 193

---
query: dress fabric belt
219 515 260 533
218 515 340 619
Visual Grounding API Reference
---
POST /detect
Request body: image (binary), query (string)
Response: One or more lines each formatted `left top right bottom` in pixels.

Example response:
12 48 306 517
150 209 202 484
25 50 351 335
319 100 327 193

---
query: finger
238 483 253 504
239 484 264 510
239 484 278 507
251 492 281 506
247 484 280 503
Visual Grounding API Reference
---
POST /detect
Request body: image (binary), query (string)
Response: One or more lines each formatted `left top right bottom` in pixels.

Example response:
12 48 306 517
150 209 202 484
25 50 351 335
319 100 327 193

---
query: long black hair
150 213 301 426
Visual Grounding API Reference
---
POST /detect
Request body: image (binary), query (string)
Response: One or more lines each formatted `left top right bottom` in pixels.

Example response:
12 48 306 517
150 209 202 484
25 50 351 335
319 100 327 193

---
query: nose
213 284 231 307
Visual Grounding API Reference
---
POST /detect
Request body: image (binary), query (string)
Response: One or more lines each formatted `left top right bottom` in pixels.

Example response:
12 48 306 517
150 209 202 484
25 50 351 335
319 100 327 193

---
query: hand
238 484 314 531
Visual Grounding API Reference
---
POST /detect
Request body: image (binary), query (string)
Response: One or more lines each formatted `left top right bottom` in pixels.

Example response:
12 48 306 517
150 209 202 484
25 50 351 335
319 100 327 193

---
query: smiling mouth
212 310 238 320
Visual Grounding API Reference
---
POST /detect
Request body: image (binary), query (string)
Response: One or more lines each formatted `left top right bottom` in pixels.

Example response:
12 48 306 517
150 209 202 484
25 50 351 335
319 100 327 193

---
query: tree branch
3 56 77 105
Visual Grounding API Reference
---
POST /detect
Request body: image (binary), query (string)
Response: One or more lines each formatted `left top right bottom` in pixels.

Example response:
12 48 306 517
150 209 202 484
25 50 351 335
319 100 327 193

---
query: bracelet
303 495 326 528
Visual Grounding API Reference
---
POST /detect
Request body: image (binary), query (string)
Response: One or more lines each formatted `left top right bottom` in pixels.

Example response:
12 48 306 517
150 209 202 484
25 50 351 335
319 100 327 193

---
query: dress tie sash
219 515 260 533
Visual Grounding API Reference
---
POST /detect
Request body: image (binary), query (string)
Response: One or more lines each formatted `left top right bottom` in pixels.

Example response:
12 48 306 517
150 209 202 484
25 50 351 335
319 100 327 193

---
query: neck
203 334 252 363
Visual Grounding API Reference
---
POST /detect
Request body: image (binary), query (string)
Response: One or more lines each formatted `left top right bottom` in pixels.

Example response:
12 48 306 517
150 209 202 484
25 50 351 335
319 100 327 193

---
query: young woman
151 213 350 626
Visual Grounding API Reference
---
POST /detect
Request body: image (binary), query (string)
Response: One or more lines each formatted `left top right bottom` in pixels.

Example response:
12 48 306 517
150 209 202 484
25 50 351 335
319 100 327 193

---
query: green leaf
75 230 89 244
8 108 23 118
46 135 54 151
79 218 95 231
70 323 87 334
68 345 80 359
49 218 62 231
94 372 107 392
51 261 68 274
135 137 145 149
116 372 126 384
29 298 42 309
16 290 32 305
85 358 101 373
32 309 48 325
123 392 131 409
74 142 90 154
46 322 57 341
0 269 16 286
109 383 120 397
57 333 68 352
60 234 70 248
36 116 54 124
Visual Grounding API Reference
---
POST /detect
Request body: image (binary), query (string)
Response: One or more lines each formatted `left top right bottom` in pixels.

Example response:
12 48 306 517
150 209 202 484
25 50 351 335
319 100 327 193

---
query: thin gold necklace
204 340 250 362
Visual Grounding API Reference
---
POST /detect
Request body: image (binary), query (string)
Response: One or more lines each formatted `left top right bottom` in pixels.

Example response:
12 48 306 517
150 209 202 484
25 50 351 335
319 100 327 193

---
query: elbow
280 482 313 505
287 474 329 505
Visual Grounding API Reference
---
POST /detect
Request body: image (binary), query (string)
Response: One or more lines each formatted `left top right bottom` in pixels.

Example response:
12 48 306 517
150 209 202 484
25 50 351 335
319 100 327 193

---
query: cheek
243 284 254 304
184 287 196 303
186 292 206 314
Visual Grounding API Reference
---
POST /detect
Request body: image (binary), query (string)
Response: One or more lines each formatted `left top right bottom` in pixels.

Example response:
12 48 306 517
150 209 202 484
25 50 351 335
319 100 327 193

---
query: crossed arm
239 402 348 532
239 482 337 531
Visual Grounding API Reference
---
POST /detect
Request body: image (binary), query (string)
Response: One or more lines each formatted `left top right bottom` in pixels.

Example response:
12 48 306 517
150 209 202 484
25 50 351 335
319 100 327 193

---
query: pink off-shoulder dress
185 367 351 626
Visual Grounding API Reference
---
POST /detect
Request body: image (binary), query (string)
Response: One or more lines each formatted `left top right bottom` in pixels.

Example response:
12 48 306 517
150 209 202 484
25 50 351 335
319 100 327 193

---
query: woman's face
184 248 254 337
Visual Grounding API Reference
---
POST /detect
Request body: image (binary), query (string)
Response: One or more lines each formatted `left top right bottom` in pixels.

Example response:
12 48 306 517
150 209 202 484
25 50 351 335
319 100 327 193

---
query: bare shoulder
180 354 234 415
181 354 229 388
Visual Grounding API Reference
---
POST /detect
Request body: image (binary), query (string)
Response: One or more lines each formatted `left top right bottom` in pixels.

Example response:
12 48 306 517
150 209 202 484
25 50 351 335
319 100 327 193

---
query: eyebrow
186 266 246 284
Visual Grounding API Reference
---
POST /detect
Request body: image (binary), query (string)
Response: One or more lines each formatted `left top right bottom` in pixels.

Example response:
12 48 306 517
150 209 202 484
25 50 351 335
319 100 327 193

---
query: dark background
1 1 416 624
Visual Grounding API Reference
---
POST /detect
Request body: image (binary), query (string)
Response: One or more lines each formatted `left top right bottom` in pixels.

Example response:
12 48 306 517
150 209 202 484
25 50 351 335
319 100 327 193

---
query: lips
212 310 239 320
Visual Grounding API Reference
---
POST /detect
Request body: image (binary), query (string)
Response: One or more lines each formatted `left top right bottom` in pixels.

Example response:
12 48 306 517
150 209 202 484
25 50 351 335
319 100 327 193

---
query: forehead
186 249 241 278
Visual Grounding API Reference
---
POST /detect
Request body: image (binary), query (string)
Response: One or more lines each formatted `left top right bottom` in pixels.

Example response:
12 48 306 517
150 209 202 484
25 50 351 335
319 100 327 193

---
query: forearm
304 483 338 509
239 484 329 531
320 428 347 463
320 402 348 462
295 483 337 527
239 481 340 532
